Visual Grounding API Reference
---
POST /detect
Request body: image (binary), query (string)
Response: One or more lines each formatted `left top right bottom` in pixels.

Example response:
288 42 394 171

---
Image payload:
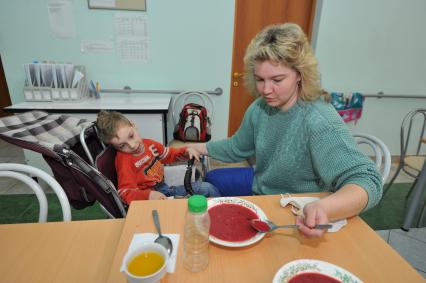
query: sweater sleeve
207 100 258 162
309 119 383 211
162 146 187 163
119 189 152 204
145 139 187 164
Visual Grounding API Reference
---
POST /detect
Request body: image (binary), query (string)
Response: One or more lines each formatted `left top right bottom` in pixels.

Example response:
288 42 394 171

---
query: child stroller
0 111 197 219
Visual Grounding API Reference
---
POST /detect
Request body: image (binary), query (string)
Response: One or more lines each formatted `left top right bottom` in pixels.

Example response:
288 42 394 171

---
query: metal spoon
250 219 332 233
152 209 173 255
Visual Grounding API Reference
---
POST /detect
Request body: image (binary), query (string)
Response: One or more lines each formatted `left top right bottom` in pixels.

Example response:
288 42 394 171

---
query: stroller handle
184 157 195 196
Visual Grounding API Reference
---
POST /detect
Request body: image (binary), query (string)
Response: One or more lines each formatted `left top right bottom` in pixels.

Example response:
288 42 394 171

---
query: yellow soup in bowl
128 251 165 277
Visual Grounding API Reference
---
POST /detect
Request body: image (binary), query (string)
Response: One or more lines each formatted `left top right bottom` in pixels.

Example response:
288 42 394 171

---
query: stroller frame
0 111 127 218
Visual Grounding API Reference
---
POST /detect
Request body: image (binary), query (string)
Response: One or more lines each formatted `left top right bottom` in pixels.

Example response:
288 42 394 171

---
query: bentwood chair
384 109 426 197
0 163 72 222
353 133 391 183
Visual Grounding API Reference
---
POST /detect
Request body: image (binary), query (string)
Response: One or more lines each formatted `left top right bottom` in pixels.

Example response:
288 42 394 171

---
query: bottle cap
188 195 207 213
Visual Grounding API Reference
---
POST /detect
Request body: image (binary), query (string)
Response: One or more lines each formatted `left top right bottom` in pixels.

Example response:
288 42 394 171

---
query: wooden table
107 195 424 283
0 219 124 283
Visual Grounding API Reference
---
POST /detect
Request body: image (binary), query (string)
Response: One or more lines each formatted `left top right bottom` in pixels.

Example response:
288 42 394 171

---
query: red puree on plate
251 220 270 232
209 203 259 242
288 272 342 283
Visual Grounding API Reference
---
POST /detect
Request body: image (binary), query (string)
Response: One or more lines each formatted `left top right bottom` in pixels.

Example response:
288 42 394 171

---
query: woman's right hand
296 201 329 238
149 191 167 200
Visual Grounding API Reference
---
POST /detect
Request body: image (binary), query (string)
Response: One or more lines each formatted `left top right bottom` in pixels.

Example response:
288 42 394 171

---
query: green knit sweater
207 98 383 210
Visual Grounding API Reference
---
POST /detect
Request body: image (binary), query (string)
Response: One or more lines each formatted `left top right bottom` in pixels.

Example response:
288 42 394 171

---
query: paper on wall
80 40 114 53
47 0 76 38
117 37 148 62
114 14 148 37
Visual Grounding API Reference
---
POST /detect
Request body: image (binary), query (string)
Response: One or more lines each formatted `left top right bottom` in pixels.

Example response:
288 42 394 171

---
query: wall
315 0 426 155
0 0 235 141
1 1 425 155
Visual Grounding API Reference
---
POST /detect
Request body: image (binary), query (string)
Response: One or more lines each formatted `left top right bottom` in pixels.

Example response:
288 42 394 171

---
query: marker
95 82 100 98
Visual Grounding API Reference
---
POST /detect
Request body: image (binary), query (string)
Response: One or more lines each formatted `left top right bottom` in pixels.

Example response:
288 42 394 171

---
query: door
0 55 12 117
228 0 317 136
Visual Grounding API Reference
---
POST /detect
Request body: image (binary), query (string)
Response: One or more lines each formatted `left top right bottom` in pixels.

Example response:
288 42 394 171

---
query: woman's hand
296 201 329 238
149 191 167 200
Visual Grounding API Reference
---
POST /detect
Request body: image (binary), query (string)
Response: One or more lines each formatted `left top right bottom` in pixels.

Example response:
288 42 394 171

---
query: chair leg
417 199 426 228
383 165 403 197
405 178 418 201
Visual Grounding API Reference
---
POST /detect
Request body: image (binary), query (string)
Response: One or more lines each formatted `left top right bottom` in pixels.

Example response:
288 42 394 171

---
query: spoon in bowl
251 219 332 233
152 209 173 255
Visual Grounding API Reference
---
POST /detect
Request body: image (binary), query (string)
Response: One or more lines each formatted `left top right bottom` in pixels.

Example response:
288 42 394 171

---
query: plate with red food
272 259 363 283
207 197 268 247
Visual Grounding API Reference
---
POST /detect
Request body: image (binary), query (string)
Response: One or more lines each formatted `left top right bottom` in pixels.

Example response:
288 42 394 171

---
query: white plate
207 197 267 248
272 259 363 283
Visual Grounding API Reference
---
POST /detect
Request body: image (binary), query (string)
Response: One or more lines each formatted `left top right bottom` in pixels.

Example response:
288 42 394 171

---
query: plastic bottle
183 195 210 272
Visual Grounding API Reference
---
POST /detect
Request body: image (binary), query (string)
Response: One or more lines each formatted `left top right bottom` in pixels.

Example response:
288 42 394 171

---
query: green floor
0 183 425 229
0 194 109 223
360 182 426 230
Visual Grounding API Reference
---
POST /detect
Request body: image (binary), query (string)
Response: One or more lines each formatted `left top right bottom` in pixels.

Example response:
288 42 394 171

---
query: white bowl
122 242 169 283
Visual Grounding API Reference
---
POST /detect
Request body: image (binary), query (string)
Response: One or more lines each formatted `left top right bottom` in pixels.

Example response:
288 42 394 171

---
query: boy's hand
186 146 200 161
149 191 167 200
186 143 208 159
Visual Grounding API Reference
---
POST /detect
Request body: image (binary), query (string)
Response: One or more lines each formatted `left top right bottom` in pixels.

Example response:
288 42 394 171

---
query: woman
189 23 382 237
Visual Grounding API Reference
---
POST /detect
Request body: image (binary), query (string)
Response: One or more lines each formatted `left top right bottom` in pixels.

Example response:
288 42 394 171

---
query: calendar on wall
117 38 148 62
114 14 149 62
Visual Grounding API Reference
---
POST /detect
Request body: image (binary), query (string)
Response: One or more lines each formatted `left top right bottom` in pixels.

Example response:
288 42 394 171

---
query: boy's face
109 124 144 154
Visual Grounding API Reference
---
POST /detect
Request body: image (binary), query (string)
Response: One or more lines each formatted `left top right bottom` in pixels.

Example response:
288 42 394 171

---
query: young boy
96 110 220 204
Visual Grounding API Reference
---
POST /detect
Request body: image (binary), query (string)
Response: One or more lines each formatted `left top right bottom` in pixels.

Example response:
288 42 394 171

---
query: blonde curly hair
243 23 329 102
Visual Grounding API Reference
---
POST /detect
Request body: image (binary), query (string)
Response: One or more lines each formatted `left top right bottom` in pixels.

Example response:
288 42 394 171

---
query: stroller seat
0 111 127 218
0 111 198 219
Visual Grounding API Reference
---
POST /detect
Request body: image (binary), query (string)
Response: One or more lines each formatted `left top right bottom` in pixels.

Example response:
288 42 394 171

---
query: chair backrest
353 133 391 183
0 163 72 222
171 91 215 125
400 109 426 158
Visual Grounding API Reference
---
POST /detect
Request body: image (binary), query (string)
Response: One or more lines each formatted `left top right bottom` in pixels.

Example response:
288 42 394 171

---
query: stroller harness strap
0 111 91 152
